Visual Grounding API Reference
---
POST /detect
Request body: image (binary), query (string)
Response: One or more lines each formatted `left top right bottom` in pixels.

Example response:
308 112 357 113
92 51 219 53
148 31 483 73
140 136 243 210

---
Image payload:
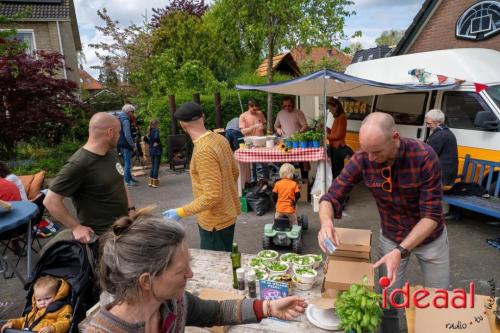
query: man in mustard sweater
163 102 240 252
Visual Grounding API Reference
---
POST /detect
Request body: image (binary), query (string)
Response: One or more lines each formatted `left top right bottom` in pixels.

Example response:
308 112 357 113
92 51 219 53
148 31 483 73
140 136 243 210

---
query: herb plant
335 276 382 333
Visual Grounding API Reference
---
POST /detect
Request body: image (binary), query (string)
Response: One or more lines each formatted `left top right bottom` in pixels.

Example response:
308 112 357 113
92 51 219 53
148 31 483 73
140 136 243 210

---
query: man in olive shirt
44 112 135 244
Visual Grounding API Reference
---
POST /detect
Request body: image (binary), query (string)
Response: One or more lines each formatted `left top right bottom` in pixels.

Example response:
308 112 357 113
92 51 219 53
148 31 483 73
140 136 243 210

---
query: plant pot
299 141 308 149
312 140 321 148
292 141 299 149
285 140 292 149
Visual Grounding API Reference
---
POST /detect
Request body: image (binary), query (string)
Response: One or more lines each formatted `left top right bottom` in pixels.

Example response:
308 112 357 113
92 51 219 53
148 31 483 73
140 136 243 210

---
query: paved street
1 166 499 321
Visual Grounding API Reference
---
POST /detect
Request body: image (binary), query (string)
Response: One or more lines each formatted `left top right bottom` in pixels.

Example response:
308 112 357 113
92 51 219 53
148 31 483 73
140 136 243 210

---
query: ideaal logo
378 277 496 330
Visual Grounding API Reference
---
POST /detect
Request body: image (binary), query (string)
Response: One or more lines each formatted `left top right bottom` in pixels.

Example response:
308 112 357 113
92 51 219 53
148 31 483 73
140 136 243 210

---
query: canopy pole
322 68 328 195
237 92 244 113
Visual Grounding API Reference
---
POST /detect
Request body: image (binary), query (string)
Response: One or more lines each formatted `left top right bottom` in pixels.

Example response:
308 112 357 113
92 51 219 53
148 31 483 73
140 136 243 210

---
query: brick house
291 47 352 71
0 0 82 84
393 0 500 55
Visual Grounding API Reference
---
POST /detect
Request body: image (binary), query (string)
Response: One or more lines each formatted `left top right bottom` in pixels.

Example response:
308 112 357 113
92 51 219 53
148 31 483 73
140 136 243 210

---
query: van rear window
373 93 428 125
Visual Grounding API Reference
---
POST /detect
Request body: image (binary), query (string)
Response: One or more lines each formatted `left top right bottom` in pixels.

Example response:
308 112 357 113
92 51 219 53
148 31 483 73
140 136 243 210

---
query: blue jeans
121 148 133 183
150 155 161 179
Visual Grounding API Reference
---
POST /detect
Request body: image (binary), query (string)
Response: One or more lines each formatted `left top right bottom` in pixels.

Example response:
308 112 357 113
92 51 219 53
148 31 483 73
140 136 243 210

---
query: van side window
340 96 373 121
373 93 428 125
442 92 494 131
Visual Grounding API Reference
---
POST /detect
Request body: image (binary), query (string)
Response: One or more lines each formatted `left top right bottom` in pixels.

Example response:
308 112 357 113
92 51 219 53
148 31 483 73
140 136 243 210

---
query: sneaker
126 181 137 187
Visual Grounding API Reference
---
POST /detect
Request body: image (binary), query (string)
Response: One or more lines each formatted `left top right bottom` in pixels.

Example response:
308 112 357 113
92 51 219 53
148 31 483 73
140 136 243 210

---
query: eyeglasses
381 166 392 192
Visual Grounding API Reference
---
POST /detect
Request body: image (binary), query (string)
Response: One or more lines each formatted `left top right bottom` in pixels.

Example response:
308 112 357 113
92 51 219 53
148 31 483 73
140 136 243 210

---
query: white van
339 48 500 171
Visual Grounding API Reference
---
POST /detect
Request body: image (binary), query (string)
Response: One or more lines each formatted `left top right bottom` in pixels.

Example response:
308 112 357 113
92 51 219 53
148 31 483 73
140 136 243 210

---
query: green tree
210 0 356 131
375 29 405 47
345 41 363 57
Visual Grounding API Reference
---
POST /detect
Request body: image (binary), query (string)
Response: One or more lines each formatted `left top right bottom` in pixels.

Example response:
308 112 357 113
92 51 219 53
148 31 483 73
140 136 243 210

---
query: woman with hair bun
85 207 307 333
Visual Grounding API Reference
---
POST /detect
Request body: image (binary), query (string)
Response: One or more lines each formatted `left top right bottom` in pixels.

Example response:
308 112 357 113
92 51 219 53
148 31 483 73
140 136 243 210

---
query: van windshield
486 85 500 110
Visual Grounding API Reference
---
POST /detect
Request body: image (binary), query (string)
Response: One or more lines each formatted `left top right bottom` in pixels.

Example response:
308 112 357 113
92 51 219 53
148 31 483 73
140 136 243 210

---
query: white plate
306 304 341 331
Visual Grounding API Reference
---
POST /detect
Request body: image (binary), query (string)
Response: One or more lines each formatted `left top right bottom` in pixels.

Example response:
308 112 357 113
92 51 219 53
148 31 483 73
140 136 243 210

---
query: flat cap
174 102 204 122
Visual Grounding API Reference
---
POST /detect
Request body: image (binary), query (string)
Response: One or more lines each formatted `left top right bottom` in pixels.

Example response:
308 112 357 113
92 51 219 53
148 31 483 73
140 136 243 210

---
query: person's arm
44 190 95 243
239 115 256 136
184 292 306 327
122 118 135 149
374 148 443 286
124 183 135 217
426 131 443 156
43 160 95 243
274 113 283 135
318 153 363 252
48 304 72 333
179 150 223 217
298 110 308 132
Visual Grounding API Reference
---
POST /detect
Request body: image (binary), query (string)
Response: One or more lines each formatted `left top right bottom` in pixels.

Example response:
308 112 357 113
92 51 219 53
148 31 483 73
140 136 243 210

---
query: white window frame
0 28 37 53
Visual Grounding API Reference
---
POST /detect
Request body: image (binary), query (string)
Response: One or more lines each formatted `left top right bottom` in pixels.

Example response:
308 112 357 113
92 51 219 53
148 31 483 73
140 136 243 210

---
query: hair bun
112 216 134 236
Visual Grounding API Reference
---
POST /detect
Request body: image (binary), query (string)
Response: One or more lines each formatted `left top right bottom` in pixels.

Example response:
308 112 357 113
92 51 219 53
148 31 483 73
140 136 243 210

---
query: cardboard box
328 255 370 263
298 180 309 202
198 288 245 333
414 289 491 333
324 258 374 291
335 227 372 253
331 249 371 260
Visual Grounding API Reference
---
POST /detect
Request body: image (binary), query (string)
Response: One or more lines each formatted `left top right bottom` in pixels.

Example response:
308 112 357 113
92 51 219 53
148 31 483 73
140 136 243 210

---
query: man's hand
128 207 136 218
317 201 340 253
268 296 307 320
254 123 264 131
162 209 181 222
38 326 54 333
71 225 95 244
373 249 401 288
1 322 13 333
276 128 283 136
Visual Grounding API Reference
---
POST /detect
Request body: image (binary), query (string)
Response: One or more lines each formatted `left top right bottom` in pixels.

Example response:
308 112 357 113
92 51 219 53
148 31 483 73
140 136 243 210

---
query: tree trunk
266 31 274 134
168 95 177 135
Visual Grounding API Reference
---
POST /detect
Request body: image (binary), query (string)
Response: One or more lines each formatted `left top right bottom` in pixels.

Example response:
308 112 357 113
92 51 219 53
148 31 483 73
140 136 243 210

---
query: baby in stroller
272 163 301 224
1 275 72 333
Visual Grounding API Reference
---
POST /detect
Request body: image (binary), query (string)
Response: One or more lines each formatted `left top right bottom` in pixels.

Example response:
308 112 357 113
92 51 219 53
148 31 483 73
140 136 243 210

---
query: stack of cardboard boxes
313 227 375 309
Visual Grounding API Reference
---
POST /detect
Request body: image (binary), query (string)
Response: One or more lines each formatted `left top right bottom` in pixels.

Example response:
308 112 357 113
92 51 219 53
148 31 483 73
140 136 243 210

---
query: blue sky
75 0 425 78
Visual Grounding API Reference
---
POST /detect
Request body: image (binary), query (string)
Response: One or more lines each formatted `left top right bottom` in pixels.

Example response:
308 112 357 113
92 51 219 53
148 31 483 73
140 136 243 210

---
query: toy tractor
262 215 308 253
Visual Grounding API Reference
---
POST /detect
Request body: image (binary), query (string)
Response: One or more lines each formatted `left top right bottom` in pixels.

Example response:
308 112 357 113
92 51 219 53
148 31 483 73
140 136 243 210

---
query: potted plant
288 134 299 149
311 131 322 148
297 132 308 149
335 276 383 333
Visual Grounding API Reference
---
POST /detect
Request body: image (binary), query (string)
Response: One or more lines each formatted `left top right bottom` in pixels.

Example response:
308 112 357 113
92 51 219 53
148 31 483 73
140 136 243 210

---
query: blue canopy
236 69 459 96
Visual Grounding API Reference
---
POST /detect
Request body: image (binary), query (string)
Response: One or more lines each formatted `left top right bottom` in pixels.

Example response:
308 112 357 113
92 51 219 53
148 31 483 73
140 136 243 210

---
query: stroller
4 240 99 333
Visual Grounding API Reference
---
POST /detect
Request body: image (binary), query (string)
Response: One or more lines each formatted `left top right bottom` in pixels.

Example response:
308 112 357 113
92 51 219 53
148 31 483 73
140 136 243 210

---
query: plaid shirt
320 137 444 246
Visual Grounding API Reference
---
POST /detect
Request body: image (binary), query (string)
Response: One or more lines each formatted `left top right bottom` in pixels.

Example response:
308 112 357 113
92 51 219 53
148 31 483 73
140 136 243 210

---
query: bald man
44 112 135 245
318 112 449 332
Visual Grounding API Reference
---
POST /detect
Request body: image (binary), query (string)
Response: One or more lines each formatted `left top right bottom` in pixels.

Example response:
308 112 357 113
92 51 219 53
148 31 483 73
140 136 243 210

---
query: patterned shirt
180 131 240 231
320 137 444 245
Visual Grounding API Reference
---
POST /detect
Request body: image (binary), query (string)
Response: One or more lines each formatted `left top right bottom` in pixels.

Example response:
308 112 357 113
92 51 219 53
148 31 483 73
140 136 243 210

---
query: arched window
456 1 500 41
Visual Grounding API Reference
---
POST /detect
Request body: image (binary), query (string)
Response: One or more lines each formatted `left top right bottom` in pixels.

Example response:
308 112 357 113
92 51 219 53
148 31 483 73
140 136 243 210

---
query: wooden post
168 95 177 135
214 92 222 129
193 93 201 105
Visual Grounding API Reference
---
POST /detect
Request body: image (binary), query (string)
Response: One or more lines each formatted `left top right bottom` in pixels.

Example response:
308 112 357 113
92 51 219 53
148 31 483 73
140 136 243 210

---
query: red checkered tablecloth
234 147 326 163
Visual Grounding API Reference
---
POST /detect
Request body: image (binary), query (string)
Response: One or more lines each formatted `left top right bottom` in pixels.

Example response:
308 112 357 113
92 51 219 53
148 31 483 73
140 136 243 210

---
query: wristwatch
395 245 411 259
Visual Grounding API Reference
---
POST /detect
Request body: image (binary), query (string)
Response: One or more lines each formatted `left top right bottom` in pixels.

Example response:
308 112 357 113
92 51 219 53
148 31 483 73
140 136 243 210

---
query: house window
13 31 36 53
456 1 500 40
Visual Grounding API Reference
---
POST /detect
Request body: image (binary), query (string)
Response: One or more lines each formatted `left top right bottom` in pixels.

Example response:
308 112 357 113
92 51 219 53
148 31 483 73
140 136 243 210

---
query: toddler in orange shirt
272 163 301 225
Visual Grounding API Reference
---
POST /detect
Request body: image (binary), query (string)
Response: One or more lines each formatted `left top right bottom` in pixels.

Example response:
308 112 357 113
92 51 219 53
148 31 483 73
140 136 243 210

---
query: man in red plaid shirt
318 112 449 333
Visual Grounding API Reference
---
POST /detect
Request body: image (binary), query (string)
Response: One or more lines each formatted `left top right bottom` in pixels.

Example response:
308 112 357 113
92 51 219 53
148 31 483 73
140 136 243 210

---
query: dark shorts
198 224 235 252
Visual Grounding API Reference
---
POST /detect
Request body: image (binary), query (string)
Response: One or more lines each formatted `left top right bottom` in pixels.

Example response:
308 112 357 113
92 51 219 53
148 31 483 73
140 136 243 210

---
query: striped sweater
179 131 240 231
